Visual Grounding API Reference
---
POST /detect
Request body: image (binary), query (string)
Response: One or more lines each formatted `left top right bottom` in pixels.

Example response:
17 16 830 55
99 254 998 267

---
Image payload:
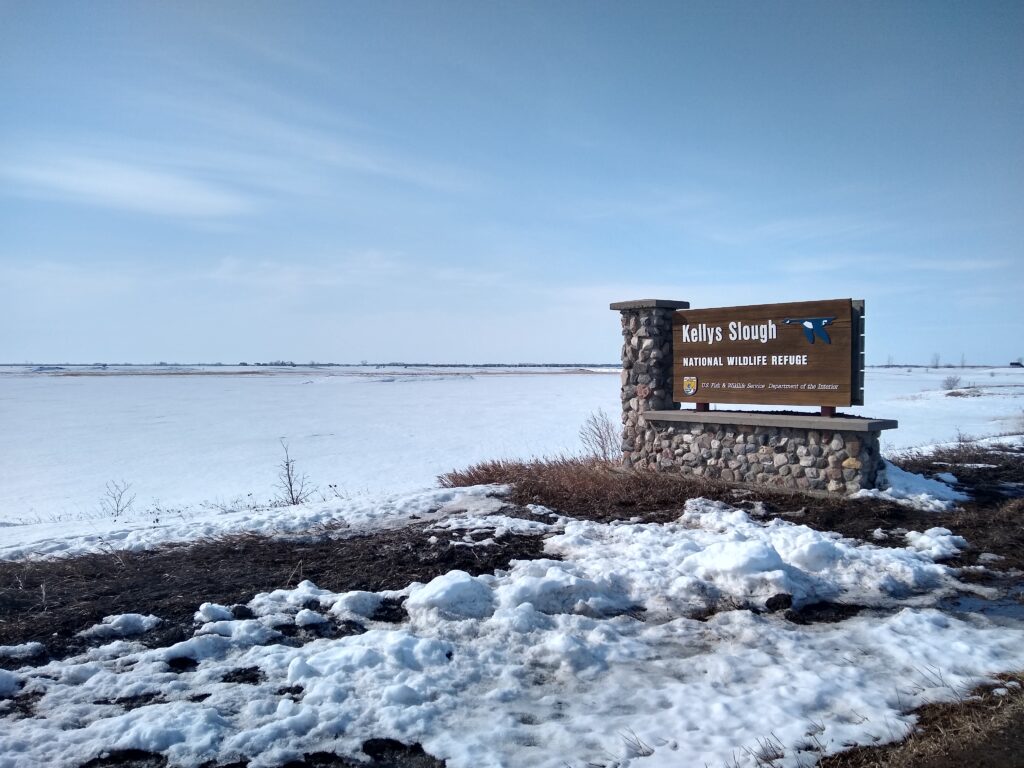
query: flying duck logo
682 376 698 395
783 316 836 344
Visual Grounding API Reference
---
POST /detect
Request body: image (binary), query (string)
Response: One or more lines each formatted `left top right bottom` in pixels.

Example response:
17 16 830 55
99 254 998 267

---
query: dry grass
821 674 1024 768
891 438 1024 487
440 455 921 534
440 455 806 522
439 444 1024 569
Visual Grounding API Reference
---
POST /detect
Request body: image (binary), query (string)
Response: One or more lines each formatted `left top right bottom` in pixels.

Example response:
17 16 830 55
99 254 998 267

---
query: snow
2 365 1022 527
540 499 969 615
77 614 162 640
0 485 504 561
0 367 620 525
194 603 234 623
904 528 968 560
1 365 1023 765
853 460 971 511
1 506 1022 768
0 643 45 661
406 570 496 620
0 671 20 699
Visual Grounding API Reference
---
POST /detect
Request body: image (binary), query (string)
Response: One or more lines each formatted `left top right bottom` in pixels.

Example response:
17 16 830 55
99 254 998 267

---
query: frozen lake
2 365 1022 524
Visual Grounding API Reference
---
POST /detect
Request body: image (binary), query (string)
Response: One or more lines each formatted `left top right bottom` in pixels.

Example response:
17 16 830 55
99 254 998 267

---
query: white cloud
2 155 254 218
900 258 1011 273
202 252 405 289
132 80 475 193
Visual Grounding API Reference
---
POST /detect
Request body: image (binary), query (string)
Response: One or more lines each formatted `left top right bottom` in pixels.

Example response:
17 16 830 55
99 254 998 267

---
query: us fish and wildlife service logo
682 376 698 396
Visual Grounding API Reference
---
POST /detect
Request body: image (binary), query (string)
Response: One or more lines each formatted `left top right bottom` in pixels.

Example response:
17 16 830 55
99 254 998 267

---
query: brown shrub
578 409 622 464
438 456 909 527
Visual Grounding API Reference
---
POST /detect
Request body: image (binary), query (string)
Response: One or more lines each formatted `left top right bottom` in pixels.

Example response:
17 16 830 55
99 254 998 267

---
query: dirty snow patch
77 614 162 640
0 642 45 661
853 460 970 511
905 528 968 560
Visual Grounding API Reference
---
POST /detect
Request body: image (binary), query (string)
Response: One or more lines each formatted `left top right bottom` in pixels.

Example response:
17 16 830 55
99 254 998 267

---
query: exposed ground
0 525 547 662
2 438 1023 767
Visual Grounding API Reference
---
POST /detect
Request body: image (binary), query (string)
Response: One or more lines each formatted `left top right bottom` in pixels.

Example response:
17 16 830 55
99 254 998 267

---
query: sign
672 299 865 406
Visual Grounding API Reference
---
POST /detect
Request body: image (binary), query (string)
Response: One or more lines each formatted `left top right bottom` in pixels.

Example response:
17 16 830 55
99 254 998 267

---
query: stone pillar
610 299 689 467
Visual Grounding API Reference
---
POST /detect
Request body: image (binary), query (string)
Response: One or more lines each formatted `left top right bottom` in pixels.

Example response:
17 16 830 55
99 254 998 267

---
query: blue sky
2 1 1021 364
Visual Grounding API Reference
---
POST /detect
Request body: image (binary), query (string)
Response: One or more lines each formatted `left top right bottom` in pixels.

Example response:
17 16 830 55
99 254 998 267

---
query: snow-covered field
2 364 1024 768
2 365 1022 527
1 496 1023 768
0 366 620 526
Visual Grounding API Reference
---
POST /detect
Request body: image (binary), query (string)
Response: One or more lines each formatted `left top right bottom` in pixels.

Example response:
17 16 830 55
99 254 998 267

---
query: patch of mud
0 689 43 720
276 684 304 700
81 750 167 768
784 602 864 624
220 666 264 685
0 520 549 659
92 692 163 711
370 597 409 624
165 657 198 673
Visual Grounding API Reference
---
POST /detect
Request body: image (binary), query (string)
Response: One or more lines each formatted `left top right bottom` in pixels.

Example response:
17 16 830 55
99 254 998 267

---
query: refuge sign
672 298 865 407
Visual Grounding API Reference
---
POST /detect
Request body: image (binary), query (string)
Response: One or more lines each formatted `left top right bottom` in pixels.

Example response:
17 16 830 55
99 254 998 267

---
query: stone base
624 411 896 495
610 299 897 496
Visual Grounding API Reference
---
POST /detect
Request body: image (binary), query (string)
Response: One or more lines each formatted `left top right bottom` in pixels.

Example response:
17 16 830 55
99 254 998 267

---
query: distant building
1011 361 1023 368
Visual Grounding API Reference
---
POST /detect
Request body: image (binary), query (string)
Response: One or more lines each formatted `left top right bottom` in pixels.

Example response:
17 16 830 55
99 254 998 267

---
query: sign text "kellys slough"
679 320 778 345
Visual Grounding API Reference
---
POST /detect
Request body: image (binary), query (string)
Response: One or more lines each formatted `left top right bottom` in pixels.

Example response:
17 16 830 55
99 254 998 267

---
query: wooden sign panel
672 299 865 407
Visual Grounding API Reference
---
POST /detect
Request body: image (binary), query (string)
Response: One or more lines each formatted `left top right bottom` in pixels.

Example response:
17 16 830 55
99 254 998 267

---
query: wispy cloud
899 258 1012 273
202 252 405 289
747 215 884 243
1 155 254 218
431 266 509 288
176 96 474 193
777 253 883 274
688 212 889 248
129 64 475 194
567 188 889 250
569 191 711 221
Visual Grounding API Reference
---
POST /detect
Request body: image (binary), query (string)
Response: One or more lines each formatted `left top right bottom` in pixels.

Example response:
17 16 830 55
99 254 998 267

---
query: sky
1 1 1022 365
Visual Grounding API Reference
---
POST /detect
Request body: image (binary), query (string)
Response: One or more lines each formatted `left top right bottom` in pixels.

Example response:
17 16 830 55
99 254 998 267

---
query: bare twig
276 440 313 506
100 480 136 519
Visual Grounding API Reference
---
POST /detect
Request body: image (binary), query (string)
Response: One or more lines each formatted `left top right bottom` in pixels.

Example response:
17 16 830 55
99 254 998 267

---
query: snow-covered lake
1 365 1022 525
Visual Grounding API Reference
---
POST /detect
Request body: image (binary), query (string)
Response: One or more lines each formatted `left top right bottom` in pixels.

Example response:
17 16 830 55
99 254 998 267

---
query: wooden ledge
643 410 898 432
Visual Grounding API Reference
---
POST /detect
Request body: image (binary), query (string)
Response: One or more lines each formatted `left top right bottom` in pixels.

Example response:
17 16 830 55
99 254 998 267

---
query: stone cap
643 410 898 432
609 299 690 311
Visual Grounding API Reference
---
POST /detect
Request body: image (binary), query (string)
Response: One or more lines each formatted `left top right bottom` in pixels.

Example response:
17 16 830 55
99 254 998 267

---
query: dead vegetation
439 455 851 522
578 408 622 464
821 674 1024 768
439 440 1024 570
0 524 548 662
